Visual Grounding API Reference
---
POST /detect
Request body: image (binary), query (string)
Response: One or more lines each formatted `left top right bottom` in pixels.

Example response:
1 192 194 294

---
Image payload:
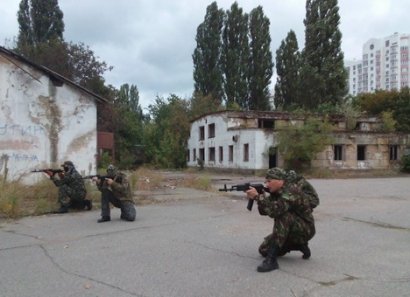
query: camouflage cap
265 167 287 180
61 160 74 167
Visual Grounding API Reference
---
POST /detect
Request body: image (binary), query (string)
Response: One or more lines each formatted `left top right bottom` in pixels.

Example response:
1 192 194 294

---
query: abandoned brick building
187 110 410 172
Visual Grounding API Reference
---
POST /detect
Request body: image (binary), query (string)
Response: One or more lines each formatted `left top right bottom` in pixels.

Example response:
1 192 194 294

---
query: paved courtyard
0 174 409 297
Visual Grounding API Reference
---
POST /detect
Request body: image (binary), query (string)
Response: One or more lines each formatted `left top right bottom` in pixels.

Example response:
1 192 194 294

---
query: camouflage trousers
259 212 315 255
100 190 136 221
58 185 86 209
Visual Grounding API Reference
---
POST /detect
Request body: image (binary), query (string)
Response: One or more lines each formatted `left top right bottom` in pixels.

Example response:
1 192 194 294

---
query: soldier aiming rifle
33 161 92 213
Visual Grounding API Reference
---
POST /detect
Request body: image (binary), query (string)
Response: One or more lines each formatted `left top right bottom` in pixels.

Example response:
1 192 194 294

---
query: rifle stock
219 182 267 211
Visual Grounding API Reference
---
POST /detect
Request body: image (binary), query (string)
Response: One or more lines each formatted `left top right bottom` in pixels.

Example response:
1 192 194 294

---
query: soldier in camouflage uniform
93 164 136 223
246 167 318 272
45 161 91 213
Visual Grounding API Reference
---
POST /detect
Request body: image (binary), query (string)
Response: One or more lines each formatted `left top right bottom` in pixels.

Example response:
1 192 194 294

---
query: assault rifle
219 183 268 211
83 175 109 182
31 168 63 174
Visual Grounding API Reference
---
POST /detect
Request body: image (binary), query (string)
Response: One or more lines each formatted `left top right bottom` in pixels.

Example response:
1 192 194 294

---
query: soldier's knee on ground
121 203 136 221
121 212 136 221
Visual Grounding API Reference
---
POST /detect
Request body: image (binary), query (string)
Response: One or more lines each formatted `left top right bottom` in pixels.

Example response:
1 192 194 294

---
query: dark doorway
269 147 277 168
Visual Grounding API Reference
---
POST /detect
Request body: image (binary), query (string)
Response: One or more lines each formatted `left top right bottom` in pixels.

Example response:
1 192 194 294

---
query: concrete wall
187 111 409 172
187 113 275 170
313 133 408 170
0 52 98 184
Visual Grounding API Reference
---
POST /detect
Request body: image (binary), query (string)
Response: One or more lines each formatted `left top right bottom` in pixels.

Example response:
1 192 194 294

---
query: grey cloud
1 0 409 109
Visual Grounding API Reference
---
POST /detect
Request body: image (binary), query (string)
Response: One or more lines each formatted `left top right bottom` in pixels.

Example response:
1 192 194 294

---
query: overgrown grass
179 173 212 191
133 167 212 191
0 177 103 219
0 179 58 218
131 167 164 191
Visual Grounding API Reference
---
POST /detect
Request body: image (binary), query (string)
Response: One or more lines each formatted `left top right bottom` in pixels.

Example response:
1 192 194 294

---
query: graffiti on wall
0 123 45 137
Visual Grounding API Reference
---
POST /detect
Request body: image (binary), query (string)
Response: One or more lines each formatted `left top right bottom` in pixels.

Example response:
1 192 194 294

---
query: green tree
113 84 145 168
393 88 410 132
96 84 117 133
274 30 301 110
301 0 347 109
145 95 191 168
353 88 410 132
400 154 410 173
248 6 273 111
221 2 249 109
65 42 113 92
192 2 225 104
15 1 111 95
17 0 64 48
189 92 223 119
277 116 333 170
354 90 397 115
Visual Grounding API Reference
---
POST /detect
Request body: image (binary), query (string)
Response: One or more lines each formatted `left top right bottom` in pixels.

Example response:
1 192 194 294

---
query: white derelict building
187 110 409 172
0 46 107 184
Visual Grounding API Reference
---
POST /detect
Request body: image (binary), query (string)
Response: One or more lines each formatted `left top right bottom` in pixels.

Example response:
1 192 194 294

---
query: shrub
400 154 410 173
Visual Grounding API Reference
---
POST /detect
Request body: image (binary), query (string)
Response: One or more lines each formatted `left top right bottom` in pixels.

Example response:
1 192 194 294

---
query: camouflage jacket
52 169 87 195
286 171 319 209
257 181 314 224
97 172 133 203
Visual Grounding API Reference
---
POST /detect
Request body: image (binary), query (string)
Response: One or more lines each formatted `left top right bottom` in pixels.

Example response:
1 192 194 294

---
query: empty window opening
357 145 366 161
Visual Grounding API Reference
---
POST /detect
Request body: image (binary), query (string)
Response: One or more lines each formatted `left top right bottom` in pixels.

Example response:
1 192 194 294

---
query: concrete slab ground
0 174 409 297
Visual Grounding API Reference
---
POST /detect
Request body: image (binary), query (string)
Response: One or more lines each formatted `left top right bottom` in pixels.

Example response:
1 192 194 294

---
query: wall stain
29 82 62 164
0 139 38 150
65 129 95 156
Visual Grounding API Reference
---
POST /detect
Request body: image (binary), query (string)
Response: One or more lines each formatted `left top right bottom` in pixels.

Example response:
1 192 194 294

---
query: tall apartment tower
345 60 363 96
346 32 410 95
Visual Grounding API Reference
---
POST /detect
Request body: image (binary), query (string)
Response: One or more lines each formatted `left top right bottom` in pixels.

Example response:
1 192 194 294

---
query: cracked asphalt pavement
1 174 409 297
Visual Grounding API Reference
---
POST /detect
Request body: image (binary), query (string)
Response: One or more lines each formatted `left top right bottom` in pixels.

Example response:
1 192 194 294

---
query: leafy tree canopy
353 88 410 132
277 116 333 170
145 95 191 168
17 0 64 48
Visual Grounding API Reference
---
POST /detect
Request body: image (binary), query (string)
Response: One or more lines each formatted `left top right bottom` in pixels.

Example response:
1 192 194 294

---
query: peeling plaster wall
0 54 98 184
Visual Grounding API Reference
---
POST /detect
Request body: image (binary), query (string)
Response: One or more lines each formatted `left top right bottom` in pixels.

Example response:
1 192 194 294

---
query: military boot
84 200 92 211
298 243 311 259
97 216 111 223
257 244 279 272
55 206 68 214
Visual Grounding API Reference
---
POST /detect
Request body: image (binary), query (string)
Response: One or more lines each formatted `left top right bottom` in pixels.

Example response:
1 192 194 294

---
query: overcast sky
0 0 408 110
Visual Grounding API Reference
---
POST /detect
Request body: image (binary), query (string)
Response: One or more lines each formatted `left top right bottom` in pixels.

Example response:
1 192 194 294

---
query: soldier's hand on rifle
44 170 54 178
106 178 114 185
246 187 259 200
58 172 65 179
